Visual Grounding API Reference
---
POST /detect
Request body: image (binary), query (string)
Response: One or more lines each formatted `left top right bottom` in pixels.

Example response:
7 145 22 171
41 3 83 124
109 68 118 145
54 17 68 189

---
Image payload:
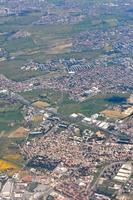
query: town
0 0 133 200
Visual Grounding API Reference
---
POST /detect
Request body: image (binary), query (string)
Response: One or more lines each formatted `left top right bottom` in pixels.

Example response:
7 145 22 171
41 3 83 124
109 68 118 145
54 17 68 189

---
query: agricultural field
8 127 29 138
0 136 25 169
0 159 19 174
0 99 26 168
0 104 24 132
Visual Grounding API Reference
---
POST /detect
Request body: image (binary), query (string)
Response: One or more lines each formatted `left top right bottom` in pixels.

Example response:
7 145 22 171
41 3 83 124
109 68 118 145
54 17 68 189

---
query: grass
3 37 36 52
4 13 41 26
58 94 108 116
0 102 24 132
0 59 44 81
27 24 73 38
3 154 22 161
58 93 130 117
0 110 23 122
0 12 41 33
21 88 62 106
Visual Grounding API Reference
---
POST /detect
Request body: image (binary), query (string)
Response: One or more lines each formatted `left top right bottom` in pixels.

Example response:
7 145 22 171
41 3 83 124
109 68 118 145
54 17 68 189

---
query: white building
1 179 14 199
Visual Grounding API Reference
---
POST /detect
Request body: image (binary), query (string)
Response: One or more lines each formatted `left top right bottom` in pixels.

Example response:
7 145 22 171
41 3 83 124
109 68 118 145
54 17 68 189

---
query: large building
1 180 14 199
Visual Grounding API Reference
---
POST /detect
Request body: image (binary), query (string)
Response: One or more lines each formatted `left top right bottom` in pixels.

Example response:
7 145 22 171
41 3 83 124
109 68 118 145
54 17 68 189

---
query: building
1 179 14 199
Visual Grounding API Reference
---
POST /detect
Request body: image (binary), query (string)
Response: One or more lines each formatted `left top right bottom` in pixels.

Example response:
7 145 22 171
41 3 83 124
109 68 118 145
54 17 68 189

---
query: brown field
117 195 133 200
0 159 20 174
32 114 43 123
49 42 72 54
101 110 126 119
8 127 29 138
33 100 50 109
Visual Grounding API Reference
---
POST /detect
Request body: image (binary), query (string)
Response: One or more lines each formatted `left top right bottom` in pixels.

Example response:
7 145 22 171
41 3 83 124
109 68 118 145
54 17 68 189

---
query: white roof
83 117 91 122
116 172 130 178
119 169 131 174
70 113 78 118
114 176 127 182
1 180 14 197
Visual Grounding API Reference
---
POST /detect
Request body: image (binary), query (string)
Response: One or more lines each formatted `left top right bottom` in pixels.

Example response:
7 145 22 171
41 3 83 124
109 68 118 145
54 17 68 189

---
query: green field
21 89 129 117
58 94 108 116
58 93 130 116
21 88 62 106
0 102 25 166
0 103 24 132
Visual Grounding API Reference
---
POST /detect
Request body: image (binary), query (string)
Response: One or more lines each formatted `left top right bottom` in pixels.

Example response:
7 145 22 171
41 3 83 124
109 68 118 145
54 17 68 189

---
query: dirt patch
101 110 126 119
49 42 72 54
8 127 29 138
32 114 43 123
33 101 50 109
